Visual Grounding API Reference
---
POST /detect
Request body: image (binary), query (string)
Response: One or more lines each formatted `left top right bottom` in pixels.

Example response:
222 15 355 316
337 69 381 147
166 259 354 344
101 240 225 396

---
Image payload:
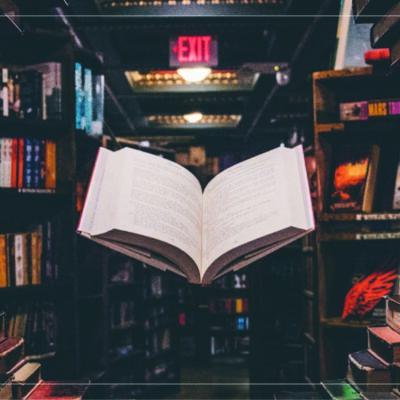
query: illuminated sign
170 35 218 67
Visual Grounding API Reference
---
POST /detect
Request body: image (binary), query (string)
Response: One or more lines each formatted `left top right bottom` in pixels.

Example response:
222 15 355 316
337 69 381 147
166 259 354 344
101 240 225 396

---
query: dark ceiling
6 0 343 154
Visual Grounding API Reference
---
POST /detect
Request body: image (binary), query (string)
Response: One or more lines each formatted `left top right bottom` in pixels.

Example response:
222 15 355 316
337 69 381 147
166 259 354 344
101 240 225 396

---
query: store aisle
166 358 250 400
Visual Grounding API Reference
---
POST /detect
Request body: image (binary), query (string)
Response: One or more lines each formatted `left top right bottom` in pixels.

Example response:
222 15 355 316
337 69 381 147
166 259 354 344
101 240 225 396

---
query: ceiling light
183 112 203 123
177 67 211 83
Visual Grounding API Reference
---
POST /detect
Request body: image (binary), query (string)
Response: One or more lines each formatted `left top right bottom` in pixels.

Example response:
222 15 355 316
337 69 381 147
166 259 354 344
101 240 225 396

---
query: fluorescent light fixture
183 112 203 123
177 67 211 82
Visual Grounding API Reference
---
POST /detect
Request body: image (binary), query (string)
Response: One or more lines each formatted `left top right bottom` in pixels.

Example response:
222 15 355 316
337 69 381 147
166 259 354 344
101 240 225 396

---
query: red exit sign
170 35 218 67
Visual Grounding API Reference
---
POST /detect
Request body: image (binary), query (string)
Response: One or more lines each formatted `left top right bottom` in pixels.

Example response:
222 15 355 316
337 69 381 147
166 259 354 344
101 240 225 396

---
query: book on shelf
77 145 314 285
339 98 400 121
392 153 400 211
367 325 400 364
347 349 392 393
352 0 396 23
370 2 400 48
0 336 24 374
385 295 400 334
328 143 380 213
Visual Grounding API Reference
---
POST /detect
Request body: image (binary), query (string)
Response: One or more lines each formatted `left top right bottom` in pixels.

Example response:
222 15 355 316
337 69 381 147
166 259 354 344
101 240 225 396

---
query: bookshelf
208 273 250 359
75 136 181 399
249 242 305 399
313 66 400 381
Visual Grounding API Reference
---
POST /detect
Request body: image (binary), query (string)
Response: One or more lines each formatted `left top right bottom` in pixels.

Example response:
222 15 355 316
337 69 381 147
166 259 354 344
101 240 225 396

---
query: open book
77 145 314 285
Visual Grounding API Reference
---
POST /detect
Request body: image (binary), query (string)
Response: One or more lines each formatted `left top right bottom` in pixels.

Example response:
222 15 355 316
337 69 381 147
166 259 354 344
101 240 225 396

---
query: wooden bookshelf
313 66 400 381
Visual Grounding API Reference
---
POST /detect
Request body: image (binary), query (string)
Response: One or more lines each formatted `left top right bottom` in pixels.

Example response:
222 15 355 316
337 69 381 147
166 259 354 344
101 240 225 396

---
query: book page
111 148 203 268
78 148 121 236
202 146 312 275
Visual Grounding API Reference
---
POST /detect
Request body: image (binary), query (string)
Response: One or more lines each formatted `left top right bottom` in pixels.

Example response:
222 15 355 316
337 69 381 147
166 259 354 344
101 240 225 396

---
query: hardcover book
320 379 363 400
347 349 392 393
386 295 400 335
0 374 12 400
10 361 41 399
367 325 400 365
78 145 314 285
0 337 24 374
329 144 380 213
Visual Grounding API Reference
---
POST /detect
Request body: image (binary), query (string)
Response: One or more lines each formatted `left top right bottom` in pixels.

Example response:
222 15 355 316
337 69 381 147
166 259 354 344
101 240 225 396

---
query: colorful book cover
329 144 380 213
340 101 368 121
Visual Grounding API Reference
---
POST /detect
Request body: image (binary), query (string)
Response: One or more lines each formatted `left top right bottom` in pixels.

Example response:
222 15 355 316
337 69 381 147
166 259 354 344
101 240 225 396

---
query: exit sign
169 35 218 67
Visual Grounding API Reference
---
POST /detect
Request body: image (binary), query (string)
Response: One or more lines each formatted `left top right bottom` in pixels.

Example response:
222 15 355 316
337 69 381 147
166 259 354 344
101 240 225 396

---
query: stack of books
0 311 89 400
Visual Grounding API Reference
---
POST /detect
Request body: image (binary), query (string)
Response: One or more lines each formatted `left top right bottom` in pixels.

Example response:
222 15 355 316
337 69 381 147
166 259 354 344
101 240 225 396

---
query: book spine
23 138 33 189
10 138 18 188
0 234 8 288
84 67 93 134
32 139 41 189
14 234 25 286
75 63 83 130
45 140 56 189
91 74 104 135
17 138 24 189
1 67 9 117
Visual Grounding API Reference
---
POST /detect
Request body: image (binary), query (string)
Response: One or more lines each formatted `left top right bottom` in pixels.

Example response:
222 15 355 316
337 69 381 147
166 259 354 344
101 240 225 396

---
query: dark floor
165 357 250 400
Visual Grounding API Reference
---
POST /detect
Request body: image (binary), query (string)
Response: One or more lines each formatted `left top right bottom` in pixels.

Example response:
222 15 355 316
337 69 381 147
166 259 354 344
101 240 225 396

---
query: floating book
77 145 314 285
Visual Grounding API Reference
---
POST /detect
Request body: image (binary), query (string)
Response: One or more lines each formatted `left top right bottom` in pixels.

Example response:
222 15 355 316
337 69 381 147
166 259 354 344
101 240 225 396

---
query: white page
78 148 122 235
111 148 203 268
202 146 311 274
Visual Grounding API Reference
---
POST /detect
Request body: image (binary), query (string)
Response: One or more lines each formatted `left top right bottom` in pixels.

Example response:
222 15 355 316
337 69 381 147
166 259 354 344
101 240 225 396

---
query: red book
17 138 24 189
329 144 380 213
25 380 89 400
10 138 18 188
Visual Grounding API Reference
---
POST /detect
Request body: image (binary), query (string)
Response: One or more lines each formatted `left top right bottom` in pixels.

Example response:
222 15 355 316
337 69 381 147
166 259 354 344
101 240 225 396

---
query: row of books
328 143 400 213
0 312 89 399
0 63 62 121
75 63 105 136
5 301 57 356
0 221 59 288
145 327 171 358
110 300 135 329
210 315 250 331
0 138 56 191
144 304 169 330
321 296 400 400
213 272 248 289
210 334 250 356
208 297 249 314
340 98 400 121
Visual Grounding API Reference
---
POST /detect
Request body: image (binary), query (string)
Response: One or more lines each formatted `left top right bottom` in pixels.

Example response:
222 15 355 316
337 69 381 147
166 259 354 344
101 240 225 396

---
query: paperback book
77 145 314 285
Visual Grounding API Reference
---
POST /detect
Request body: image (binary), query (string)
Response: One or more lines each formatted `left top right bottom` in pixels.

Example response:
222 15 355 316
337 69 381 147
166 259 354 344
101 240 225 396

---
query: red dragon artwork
342 255 399 320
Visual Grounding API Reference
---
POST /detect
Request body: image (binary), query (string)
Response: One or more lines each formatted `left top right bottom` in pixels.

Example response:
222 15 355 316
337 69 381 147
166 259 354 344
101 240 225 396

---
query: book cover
329 144 380 213
392 153 400 210
347 349 392 393
339 101 368 121
77 145 315 284
368 325 400 364
11 361 41 399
